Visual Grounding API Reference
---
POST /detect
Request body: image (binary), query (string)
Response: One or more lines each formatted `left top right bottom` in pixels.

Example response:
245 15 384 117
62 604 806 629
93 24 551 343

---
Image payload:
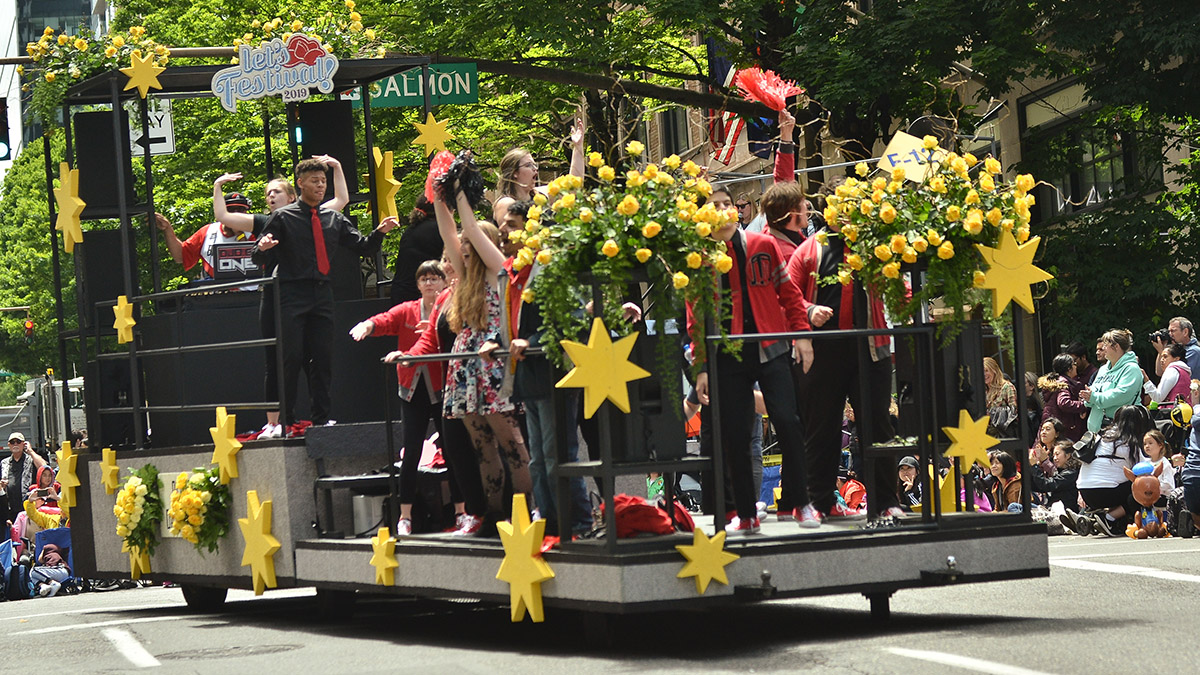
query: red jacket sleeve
773 145 795 184
180 226 207 271
772 242 811 332
369 300 417 337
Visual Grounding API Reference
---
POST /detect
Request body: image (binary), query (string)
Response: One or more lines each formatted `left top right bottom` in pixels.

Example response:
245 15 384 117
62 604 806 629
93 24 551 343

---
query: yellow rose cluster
168 472 213 545
113 475 149 539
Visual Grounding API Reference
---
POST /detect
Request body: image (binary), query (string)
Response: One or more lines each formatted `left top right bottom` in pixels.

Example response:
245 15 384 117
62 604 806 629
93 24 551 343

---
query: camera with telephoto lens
1149 328 1170 344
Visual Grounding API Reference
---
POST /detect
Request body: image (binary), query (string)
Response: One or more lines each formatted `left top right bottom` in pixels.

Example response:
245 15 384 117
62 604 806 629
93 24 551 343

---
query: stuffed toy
1124 461 1170 539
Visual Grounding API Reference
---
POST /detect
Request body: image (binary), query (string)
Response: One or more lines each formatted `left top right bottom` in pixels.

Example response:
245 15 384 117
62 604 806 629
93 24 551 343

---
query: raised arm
457 190 507 276
434 197 466 281
316 155 349 212
212 173 255 232
155 213 185 264
568 114 586 179
773 108 796 185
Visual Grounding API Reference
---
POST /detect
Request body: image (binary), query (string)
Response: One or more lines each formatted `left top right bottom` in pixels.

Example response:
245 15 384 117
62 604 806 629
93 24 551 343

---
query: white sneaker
451 514 483 536
396 518 413 536
38 580 61 597
323 420 337 427
259 423 283 440
755 501 769 521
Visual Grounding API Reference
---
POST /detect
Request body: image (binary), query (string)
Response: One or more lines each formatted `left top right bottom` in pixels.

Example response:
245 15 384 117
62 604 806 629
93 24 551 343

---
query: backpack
6 561 32 601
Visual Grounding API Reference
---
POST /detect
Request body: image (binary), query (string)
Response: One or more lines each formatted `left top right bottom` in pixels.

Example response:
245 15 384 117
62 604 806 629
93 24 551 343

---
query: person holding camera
1151 317 1200 378
1 432 46 525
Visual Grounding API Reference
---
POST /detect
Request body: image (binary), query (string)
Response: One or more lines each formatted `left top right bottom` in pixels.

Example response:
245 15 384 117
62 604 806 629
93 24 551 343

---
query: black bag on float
1074 431 1099 464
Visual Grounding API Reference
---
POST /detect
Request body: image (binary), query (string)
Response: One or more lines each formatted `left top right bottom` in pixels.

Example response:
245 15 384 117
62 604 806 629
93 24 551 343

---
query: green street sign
341 63 479 108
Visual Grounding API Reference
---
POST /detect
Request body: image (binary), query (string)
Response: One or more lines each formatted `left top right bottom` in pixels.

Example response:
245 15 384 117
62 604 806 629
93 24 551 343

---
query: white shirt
1077 439 1134 489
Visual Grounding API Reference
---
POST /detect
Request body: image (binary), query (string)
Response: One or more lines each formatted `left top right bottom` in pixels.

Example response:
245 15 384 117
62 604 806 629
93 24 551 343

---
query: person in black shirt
390 195 444 305
253 158 397 426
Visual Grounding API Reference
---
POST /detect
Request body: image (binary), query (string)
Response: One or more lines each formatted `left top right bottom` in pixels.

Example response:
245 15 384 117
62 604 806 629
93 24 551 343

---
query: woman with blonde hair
436 179 533 523
492 117 586 221
984 357 1017 436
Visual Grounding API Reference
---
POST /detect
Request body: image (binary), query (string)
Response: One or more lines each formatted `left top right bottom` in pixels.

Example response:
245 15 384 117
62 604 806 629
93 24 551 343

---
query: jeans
525 391 592 535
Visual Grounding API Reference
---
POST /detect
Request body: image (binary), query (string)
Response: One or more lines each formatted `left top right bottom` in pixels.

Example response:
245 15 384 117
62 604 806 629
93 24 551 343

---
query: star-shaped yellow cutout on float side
675 528 740 594
53 162 86 253
942 409 999 470
369 526 399 586
54 441 81 509
101 447 120 495
120 49 165 99
210 406 243 485
975 230 1054 318
411 112 454 157
555 317 652 419
371 147 402 220
496 494 554 623
122 541 152 580
113 295 136 344
238 490 282 596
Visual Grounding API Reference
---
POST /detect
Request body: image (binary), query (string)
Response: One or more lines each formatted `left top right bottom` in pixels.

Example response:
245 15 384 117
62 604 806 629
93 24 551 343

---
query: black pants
440 417 486 516
278 280 334 425
713 345 808 520
794 337 898 514
398 382 444 505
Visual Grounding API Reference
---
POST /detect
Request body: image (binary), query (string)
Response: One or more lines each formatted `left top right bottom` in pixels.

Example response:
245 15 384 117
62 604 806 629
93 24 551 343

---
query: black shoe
1181 511 1196 539
1060 509 1083 534
1093 514 1116 537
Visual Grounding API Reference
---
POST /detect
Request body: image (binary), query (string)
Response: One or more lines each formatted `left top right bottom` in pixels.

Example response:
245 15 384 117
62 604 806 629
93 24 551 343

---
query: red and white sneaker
826 502 867 520
796 504 823 529
451 514 483 537
396 518 413 536
776 508 795 522
724 516 761 535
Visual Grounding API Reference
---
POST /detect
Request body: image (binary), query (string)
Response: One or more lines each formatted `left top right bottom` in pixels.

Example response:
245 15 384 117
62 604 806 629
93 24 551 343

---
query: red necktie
311 208 330 275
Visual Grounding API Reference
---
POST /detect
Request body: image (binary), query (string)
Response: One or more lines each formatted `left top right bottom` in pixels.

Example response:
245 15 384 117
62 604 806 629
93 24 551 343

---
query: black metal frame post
111 78 144 449
42 132 71 436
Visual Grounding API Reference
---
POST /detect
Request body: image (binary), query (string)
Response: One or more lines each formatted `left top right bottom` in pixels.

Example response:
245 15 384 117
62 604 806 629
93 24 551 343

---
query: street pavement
2 533 1197 673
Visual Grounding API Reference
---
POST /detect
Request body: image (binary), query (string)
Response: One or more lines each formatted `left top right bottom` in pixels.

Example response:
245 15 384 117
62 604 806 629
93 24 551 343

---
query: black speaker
294 100 358 203
75 228 138 330
74 110 136 216
86 358 141 450
331 215 364 302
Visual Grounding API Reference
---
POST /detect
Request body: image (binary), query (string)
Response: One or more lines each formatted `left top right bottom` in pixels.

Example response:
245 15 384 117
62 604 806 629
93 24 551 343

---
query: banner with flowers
167 467 233 554
113 464 164 558
517 142 736 370
822 135 1040 338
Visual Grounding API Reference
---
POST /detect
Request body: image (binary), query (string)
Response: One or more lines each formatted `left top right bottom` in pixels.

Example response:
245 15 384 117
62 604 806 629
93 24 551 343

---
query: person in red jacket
788 195 903 520
689 209 819 534
350 260 447 535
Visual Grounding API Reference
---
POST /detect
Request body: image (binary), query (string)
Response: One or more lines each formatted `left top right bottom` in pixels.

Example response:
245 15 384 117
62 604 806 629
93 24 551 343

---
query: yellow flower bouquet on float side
520 142 737 369
112 464 163 557
167 466 232 554
824 136 1039 338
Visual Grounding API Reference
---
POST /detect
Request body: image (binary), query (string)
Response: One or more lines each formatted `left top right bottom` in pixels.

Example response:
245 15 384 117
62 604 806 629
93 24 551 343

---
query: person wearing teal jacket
1082 329 1145 433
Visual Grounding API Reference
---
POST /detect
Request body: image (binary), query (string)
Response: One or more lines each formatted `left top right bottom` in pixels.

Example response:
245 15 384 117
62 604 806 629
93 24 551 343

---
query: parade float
25 20 1050 631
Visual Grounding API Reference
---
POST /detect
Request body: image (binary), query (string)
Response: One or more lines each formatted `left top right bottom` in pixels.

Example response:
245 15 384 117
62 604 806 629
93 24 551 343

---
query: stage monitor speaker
75 228 138 330
85 358 142 450
74 110 136 215
295 100 358 203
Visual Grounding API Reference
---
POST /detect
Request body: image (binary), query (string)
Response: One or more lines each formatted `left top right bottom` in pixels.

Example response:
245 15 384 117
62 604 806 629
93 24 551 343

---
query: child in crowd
1143 429 1177 505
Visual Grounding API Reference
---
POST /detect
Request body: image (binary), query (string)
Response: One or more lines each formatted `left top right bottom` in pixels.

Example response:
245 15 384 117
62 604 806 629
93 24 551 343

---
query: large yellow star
370 147 402 220
675 528 740 594
975 230 1054 318
238 490 281 596
496 494 554 623
555 318 652 419
113 295 136 344
122 541 152 580
120 49 165 99
412 112 454 157
942 409 999 470
54 162 85 253
210 406 243 485
912 464 962 513
369 526 399 586
54 441 81 509
101 447 120 495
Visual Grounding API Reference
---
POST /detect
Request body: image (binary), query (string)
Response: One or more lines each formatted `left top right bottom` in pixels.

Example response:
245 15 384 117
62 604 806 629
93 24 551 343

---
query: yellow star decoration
113 295 136 344
555 317 652 419
101 447 120 495
238 490 282 596
495 494 554 623
371 147 402 220
120 49 165 99
53 162 85 253
974 230 1054 318
942 409 1000 470
210 406 243 485
675 528 740 594
911 464 962 514
411 112 454 157
54 441 81 509
369 526 399 586
122 541 152 580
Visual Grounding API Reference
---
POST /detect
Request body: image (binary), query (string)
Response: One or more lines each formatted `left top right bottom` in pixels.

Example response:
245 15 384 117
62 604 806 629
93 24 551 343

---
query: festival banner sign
340 63 479 108
211 35 340 112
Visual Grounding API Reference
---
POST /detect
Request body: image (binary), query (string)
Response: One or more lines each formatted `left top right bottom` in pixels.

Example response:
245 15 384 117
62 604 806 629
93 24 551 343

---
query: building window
660 107 689 157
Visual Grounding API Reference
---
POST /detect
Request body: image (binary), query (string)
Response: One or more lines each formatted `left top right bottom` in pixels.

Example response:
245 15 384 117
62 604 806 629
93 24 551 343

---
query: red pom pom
733 67 804 111
425 151 456 203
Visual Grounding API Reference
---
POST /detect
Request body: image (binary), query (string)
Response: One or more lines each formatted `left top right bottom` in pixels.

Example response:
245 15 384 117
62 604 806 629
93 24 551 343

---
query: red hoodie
367 290 449 398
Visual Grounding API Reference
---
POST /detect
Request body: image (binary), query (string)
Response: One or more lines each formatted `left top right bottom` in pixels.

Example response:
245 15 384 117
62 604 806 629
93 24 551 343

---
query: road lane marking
103 628 161 668
1050 558 1200 583
885 647 1056 675
12 615 188 635
1051 547 1200 560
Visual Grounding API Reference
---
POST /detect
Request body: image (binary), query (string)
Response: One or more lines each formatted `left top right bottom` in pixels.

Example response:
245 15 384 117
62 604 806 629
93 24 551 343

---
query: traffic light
23 319 33 344
0 99 10 161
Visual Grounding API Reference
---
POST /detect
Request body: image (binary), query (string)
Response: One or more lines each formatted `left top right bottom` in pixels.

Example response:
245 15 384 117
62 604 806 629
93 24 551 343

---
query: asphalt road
3 533 1196 674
